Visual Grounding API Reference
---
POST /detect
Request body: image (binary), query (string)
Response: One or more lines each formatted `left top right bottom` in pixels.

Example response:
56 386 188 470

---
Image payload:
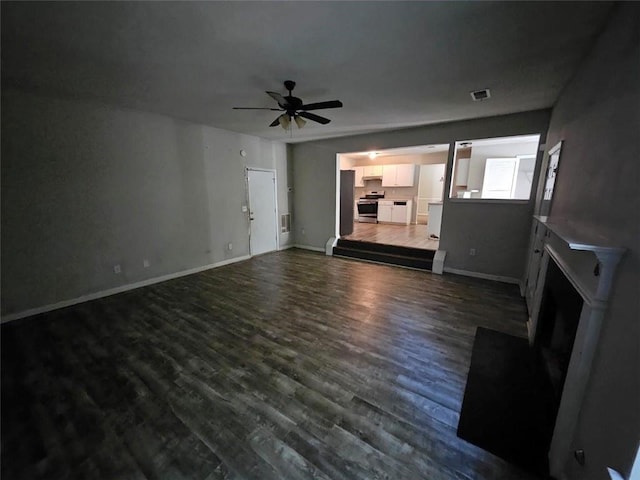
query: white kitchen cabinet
354 166 365 187
455 158 470 186
377 200 411 225
363 165 383 177
391 203 409 223
382 164 415 187
377 201 393 222
395 164 416 186
381 166 396 186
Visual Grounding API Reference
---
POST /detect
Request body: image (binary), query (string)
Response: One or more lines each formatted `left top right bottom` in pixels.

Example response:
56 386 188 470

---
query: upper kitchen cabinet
363 165 383 178
382 164 416 187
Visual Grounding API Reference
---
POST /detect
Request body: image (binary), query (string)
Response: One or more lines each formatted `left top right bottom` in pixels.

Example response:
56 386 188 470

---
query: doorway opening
337 144 450 252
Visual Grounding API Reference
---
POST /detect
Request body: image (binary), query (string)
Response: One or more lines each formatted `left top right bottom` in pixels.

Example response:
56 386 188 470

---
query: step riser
333 247 433 271
336 239 435 260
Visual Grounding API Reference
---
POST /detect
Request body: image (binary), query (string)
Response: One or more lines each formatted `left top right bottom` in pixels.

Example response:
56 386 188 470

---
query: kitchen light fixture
368 152 378 159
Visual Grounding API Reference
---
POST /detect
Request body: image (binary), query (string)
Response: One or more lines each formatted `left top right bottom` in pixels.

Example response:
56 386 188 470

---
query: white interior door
417 164 445 223
248 169 278 256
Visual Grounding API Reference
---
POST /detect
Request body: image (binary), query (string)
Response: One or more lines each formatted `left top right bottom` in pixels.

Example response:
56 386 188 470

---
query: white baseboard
278 244 295 251
293 244 325 253
1 255 251 324
443 267 520 285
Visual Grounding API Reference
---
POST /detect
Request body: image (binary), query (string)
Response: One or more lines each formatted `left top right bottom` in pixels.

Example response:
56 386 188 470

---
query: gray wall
292 110 550 280
541 5 639 479
1 89 291 317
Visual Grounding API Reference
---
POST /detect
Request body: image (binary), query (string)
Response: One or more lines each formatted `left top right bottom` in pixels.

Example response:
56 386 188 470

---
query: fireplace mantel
527 216 626 478
535 215 625 303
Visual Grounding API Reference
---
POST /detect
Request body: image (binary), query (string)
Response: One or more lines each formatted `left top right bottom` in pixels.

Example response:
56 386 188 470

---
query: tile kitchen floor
343 222 439 250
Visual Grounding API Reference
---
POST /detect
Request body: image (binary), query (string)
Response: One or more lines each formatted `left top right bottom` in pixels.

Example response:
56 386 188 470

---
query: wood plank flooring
1 249 540 480
344 222 439 250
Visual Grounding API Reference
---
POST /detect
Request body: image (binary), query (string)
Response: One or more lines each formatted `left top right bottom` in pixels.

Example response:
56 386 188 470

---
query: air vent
470 89 491 101
281 213 291 233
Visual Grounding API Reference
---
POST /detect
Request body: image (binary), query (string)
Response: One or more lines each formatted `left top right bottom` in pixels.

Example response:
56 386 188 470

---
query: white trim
293 244 326 253
608 468 625 480
443 267 520 285
1 255 251 324
325 237 337 256
278 243 295 251
432 250 446 275
548 140 563 156
334 154 341 240
545 244 606 309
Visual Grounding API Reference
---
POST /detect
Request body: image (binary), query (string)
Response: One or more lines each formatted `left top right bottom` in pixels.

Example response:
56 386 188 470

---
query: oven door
357 200 378 219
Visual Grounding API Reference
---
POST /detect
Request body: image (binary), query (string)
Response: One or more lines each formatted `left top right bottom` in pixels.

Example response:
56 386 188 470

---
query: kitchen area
338 145 449 251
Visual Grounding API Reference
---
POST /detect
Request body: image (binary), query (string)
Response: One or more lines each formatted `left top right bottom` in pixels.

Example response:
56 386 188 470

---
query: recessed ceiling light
368 152 378 159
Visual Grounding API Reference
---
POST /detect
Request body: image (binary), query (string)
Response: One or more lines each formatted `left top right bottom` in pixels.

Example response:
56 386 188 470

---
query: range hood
362 174 383 180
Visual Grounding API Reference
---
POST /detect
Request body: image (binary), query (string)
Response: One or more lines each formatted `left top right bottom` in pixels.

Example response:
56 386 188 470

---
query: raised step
333 239 435 270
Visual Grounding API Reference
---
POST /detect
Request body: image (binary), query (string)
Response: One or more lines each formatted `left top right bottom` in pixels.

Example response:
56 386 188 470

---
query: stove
357 191 385 223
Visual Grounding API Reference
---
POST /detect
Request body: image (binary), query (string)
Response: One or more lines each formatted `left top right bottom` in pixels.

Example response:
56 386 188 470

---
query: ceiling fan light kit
233 80 343 132
278 114 290 130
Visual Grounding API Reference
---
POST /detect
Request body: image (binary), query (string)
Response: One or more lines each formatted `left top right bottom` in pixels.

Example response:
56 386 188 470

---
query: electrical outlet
143 259 150 268
113 264 121 274
241 205 248 212
228 243 233 251
469 248 476 256
301 228 306 235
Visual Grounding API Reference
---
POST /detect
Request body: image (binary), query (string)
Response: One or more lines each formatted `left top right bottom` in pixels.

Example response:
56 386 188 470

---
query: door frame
246 167 280 256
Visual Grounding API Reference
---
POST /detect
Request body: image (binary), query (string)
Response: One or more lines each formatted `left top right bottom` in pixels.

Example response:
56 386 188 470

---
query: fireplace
535 258 583 408
526 216 625 478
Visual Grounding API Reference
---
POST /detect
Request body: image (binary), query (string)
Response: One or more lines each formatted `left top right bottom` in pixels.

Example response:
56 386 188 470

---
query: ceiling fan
233 80 343 129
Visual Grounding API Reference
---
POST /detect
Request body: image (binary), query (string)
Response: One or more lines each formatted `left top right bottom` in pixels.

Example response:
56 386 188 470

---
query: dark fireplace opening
535 258 584 406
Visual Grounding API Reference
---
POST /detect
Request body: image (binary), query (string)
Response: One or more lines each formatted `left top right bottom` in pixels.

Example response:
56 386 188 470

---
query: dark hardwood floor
1 249 540 480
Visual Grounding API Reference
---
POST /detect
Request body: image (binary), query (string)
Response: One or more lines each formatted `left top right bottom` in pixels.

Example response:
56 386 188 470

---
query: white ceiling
1 2 612 144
